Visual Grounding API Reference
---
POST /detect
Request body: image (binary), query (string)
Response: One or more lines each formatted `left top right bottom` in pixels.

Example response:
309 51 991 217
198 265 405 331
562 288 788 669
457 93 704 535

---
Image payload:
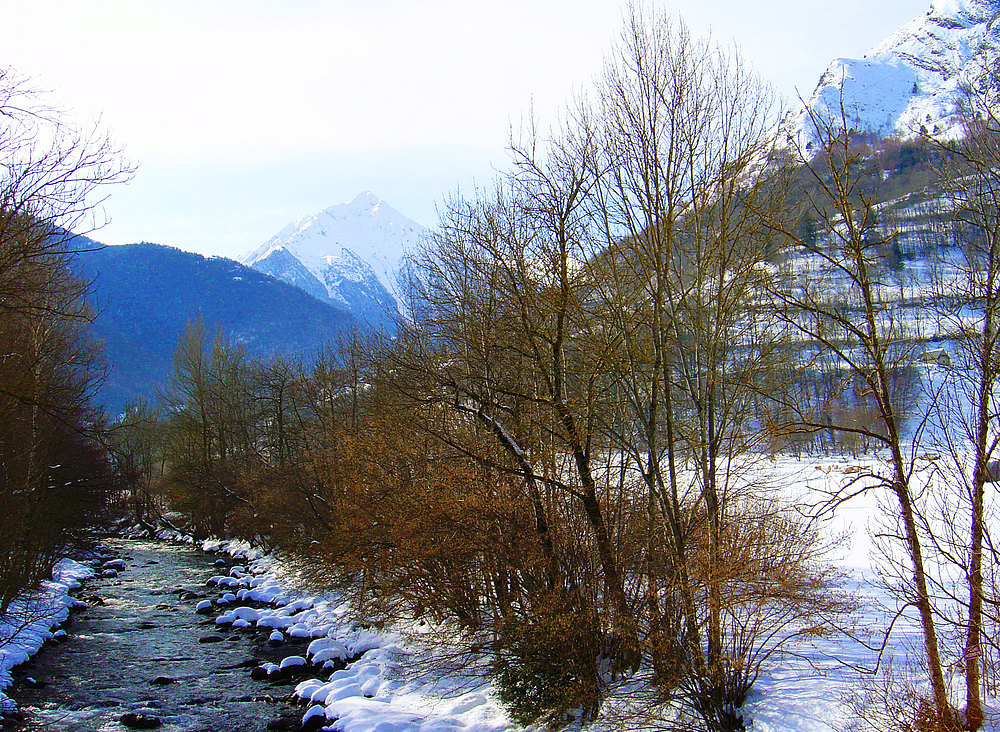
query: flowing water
9 538 310 731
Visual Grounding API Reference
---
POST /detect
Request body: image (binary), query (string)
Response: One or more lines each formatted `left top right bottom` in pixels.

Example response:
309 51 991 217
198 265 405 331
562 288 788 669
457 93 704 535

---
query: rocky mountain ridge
784 0 1000 145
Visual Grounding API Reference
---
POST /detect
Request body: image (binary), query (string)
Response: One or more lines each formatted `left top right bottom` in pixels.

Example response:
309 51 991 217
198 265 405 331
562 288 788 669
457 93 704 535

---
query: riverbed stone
198 634 225 643
300 707 328 732
119 712 161 729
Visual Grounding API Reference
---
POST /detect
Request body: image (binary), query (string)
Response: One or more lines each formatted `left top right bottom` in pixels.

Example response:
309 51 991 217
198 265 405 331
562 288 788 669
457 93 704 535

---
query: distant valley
75 242 357 413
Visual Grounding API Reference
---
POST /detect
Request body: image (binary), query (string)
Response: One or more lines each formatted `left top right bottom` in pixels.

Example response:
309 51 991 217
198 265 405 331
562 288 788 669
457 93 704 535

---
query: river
9 538 312 731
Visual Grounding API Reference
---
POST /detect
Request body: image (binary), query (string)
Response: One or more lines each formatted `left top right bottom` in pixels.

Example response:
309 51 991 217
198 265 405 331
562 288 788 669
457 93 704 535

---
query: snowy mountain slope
783 0 1000 144
244 192 426 328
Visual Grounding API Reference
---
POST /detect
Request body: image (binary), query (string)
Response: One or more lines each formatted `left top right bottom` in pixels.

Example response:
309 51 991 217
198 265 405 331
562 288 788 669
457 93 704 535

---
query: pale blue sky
3 0 928 259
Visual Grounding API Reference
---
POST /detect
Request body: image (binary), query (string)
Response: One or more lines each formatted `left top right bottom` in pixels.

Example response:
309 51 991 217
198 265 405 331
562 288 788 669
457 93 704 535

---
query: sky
3 0 929 260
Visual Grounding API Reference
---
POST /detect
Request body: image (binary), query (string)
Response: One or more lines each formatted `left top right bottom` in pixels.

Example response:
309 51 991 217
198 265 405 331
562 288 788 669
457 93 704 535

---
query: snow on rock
307 637 350 664
279 655 308 671
296 679 323 699
0 559 94 716
231 606 260 622
783 0 1000 145
198 537 516 731
301 703 327 726
256 615 293 630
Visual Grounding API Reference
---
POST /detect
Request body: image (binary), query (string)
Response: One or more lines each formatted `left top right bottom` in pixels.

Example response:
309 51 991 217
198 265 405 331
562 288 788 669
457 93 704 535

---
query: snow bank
200 538 515 732
0 559 93 715
196 450 998 731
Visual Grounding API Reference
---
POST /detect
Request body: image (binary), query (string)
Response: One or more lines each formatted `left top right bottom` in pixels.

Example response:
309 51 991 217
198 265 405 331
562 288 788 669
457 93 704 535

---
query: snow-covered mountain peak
347 190 381 212
783 0 1000 146
243 193 427 328
924 0 997 25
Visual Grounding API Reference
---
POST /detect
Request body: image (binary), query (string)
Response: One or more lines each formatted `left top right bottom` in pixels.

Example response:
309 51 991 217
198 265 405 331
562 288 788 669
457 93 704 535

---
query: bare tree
922 60 1000 730
769 104 961 728
107 399 165 527
587 10 839 729
391 105 662 721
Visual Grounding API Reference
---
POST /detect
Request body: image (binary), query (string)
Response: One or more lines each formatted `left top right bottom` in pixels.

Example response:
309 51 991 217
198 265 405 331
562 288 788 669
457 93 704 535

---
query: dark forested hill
74 242 357 413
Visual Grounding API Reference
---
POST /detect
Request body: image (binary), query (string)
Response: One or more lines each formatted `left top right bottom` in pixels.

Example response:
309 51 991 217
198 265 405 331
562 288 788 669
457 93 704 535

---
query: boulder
119 712 161 729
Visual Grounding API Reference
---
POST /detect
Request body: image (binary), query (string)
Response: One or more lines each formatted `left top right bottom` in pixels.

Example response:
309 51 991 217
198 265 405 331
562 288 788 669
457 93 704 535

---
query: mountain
243 192 426 329
783 0 1000 145
74 242 356 413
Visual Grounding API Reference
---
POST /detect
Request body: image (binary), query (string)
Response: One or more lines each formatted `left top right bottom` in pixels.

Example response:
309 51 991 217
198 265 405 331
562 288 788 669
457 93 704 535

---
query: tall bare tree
923 61 1000 730
588 10 835 729
771 105 959 728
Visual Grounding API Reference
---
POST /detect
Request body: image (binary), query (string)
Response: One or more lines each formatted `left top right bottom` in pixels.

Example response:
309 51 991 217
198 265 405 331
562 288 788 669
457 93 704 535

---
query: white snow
200 539 515 731
783 0 1000 145
0 559 94 716
242 192 427 310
